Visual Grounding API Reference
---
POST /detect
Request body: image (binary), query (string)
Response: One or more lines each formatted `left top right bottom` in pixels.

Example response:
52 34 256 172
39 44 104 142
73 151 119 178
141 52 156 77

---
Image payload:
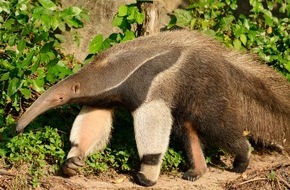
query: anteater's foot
62 157 85 176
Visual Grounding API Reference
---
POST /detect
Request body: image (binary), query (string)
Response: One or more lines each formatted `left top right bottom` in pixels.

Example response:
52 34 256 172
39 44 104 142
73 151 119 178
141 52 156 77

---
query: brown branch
277 175 290 189
276 176 282 190
237 177 267 186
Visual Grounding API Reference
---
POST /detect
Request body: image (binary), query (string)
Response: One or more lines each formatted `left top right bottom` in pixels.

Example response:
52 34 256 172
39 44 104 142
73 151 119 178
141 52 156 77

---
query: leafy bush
162 148 186 173
0 0 86 184
5 126 65 165
168 0 290 80
0 125 66 187
0 0 87 123
88 4 144 56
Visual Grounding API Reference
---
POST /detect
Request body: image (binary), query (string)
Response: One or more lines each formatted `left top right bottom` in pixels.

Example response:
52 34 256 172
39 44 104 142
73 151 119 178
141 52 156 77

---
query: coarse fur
16 30 290 186
62 107 113 176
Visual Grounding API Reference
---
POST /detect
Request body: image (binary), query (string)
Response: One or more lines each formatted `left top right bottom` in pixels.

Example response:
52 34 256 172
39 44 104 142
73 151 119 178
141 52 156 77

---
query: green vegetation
0 0 289 188
169 0 290 80
0 0 87 122
88 4 144 56
0 0 87 186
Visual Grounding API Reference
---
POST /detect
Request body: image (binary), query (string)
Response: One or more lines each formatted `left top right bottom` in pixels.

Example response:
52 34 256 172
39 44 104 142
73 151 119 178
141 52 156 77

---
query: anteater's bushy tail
227 52 290 152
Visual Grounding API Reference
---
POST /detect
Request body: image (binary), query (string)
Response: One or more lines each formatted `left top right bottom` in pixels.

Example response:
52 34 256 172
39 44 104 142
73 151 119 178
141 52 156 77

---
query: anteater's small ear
72 83 81 94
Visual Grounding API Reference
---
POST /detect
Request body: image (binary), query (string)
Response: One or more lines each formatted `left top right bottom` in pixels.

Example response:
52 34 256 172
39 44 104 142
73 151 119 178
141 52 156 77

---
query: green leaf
17 39 26 52
233 39 242 50
40 53 49 63
263 10 273 26
167 16 177 29
22 51 34 67
56 63 72 79
101 38 113 51
32 7 45 19
70 7 82 16
62 7 82 16
64 17 83 28
38 0 56 10
7 77 21 96
250 0 264 13
127 7 138 21
51 16 59 30
89 34 103 54
36 68 46 78
46 66 59 83
47 58 59 68
136 12 145 25
8 35 17 46
19 3 27 11
20 88 31 99
174 9 192 27
40 14 51 30
3 19 15 30
16 14 29 25
243 18 250 30
33 78 45 93
240 34 247 46
40 42 54 53
122 31 135 42
201 20 210 30
285 62 290 73
31 55 41 72
118 5 128 17
190 18 196 29
112 16 123 27
0 72 10 81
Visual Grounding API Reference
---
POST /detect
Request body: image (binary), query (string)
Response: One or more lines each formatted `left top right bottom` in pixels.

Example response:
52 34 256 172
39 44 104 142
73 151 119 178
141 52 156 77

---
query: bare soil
0 152 289 190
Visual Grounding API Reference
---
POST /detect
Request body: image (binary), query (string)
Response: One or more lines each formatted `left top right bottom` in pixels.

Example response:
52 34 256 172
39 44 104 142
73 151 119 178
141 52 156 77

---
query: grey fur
16 30 290 186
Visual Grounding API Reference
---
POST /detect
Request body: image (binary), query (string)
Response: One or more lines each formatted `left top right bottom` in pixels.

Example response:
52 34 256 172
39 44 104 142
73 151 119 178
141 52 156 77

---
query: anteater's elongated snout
16 123 26 133
16 81 79 132
16 93 64 132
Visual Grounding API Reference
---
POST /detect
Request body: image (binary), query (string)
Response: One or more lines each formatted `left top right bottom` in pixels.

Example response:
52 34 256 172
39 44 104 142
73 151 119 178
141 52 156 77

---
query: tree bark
137 0 160 36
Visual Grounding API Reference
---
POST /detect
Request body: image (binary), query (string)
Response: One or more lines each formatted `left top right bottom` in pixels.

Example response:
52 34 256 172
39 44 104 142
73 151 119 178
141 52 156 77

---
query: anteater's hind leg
133 100 173 187
62 106 113 176
182 122 207 181
200 126 251 173
214 127 251 173
231 138 251 173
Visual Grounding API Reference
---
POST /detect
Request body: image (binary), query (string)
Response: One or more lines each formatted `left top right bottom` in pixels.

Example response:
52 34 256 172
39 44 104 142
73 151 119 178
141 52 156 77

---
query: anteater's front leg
62 106 113 176
133 100 173 186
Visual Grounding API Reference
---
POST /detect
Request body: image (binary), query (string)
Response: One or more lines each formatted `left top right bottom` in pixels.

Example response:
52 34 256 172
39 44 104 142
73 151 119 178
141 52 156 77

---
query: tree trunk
137 0 160 36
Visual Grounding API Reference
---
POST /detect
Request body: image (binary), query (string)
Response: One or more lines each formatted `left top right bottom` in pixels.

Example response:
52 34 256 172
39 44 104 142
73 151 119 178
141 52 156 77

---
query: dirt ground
0 151 289 190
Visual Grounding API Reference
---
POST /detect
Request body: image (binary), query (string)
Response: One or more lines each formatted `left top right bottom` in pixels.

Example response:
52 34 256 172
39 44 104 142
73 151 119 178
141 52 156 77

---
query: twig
276 176 282 190
277 175 290 189
237 177 267 186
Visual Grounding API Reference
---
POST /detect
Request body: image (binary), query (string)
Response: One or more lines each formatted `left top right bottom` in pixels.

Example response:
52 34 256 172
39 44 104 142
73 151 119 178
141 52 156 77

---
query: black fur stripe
71 142 79 147
136 172 157 187
141 153 161 165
